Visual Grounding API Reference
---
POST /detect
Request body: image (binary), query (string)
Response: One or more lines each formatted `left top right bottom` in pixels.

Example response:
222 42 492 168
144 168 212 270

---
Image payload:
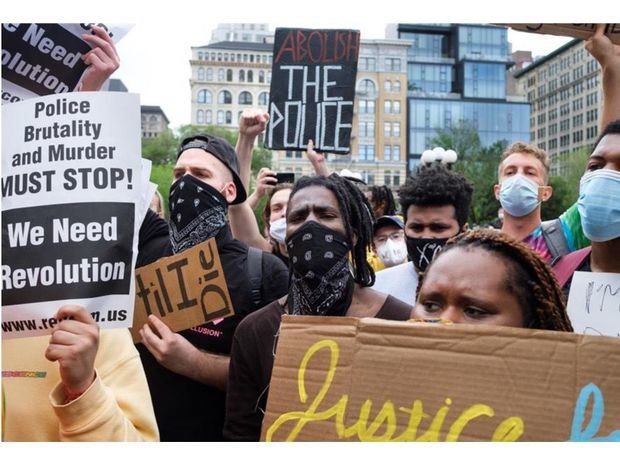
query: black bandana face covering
286 221 354 317
406 236 449 273
169 174 228 254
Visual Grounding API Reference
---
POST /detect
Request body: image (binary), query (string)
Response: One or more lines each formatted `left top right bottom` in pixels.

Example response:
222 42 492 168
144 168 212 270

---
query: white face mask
269 217 287 245
376 238 408 267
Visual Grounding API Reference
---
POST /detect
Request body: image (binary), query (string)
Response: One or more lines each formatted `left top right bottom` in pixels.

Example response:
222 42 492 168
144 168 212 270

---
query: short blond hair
498 142 550 183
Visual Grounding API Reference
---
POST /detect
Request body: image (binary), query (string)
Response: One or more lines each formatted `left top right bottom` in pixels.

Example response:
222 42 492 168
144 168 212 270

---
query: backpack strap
247 246 263 308
552 246 592 288
541 219 570 261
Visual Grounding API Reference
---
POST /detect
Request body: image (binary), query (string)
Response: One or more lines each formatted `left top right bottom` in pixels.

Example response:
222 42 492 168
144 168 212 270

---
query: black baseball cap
176 133 247 205
373 215 405 235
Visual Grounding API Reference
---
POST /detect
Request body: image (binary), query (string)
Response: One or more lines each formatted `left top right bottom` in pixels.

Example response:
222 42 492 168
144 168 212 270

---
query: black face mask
406 236 449 272
286 221 354 317
168 174 228 254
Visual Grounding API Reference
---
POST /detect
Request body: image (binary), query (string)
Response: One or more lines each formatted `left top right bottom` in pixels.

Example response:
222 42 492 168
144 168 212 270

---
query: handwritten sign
131 238 234 342
2 23 132 103
499 24 620 46
2 92 144 339
262 316 620 441
567 271 620 338
264 28 360 154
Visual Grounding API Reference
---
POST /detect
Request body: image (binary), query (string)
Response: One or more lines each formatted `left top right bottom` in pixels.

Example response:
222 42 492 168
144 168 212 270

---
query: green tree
542 176 573 221
141 129 178 165
430 121 506 226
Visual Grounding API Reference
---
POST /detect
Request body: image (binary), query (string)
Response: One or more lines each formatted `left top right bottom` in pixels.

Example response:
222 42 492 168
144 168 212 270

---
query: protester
224 173 412 441
372 215 408 268
2 305 159 441
494 142 587 262
372 165 473 305
149 189 165 219
2 27 158 441
366 185 397 218
135 132 289 441
412 229 573 331
553 120 620 291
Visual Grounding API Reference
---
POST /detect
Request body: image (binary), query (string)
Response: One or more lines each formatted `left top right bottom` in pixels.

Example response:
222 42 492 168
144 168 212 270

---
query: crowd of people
2 24 620 442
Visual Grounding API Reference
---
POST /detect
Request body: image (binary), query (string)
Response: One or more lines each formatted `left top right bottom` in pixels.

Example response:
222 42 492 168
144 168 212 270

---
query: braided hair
370 185 397 216
417 228 573 332
288 173 376 287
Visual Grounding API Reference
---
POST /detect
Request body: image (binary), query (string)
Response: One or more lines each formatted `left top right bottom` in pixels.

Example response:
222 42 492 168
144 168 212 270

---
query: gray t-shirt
372 261 419 306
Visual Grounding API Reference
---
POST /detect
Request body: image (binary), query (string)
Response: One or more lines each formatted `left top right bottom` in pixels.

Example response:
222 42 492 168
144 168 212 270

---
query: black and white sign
264 28 360 154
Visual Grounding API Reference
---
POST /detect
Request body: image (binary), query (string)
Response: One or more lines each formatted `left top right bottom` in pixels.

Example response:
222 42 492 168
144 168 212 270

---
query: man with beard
371 165 473 305
223 173 412 441
135 131 289 441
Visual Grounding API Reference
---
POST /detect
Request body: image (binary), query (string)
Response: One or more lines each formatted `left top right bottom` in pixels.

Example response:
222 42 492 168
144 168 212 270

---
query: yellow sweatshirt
2 329 159 442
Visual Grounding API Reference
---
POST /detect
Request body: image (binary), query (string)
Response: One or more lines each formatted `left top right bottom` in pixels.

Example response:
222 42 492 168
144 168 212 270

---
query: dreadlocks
288 173 376 287
417 228 573 332
370 185 397 216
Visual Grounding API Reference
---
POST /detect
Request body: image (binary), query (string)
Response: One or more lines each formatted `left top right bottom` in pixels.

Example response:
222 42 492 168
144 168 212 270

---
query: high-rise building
210 24 272 44
514 39 602 176
141 106 170 139
388 24 530 174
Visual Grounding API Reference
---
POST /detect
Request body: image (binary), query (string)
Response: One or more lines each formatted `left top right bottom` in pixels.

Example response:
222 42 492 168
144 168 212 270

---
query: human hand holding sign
79 25 120 92
305 139 330 176
586 24 620 69
45 305 99 403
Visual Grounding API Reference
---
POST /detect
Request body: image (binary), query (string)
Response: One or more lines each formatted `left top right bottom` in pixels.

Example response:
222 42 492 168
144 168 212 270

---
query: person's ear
539 185 553 202
493 183 501 200
223 181 237 204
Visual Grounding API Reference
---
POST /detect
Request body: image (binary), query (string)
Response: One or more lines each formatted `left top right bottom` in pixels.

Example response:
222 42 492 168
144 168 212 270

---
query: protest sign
567 271 620 338
131 238 234 343
499 24 620 46
2 91 143 339
264 28 360 154
1 23 132 103
263 316 620 441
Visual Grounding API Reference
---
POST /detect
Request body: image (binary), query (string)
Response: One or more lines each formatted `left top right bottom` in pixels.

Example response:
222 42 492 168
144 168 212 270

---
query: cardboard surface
500 24 620 46
262 316 620 441
131 238 234 342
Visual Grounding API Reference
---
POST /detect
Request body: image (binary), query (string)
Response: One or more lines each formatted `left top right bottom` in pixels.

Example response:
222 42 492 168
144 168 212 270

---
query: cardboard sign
131 238 234 343
567 271 620 338
500 24 620 46
2 92 143 338
1 23 132 103
264 28 360 154
262 316 620 441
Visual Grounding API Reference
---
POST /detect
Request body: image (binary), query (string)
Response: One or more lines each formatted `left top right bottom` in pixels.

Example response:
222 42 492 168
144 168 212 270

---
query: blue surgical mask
578 169 620 242
499 174 541 217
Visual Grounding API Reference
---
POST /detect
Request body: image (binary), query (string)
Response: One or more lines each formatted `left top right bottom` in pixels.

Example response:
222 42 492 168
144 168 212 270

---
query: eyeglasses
374 230 404 244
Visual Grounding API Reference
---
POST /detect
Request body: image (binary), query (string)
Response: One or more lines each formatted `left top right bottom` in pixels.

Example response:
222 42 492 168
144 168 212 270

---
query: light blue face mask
499 174 541 218
578 169 620 242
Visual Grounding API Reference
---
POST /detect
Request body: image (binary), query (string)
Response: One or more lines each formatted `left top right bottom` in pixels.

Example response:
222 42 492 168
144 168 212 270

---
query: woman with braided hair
224 173 412 441
413 228 573 331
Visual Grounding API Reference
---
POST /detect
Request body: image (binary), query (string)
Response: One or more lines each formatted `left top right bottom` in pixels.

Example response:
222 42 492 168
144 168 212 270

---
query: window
258 92 269 106
239 91 253 105
226 69 233 82
393 145 400 161
197 89 212 104
385 58 401 71
217 68 225 81
384 80 392 92
198 67 205 80
357 79 376 95
205 110 212 124
259 71 265 83
359 122 374 138
384 100 391 114
359 145 375 161
573 130 583 143
384 170 392 186
384 145 391 161
198 52 204 60
267 71 271 83
225 111 232 125
393 101 401 114
393 172 400 186
359 99 375 114
239 70 245 82
206 68 213 80
359 57 376 71
247 70 254 83
384 122 391 137
197 110 204 124
217 110 224 124
218 90 232 104
394 80 401 92
393 122 400 137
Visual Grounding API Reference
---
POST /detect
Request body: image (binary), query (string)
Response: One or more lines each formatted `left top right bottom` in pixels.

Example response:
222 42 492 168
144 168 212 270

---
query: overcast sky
7 0 609 130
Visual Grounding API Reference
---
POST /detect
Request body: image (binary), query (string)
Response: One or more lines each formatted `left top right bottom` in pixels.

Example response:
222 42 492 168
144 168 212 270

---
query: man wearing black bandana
135 132 289 441
224 174 412 441
372 165 473 305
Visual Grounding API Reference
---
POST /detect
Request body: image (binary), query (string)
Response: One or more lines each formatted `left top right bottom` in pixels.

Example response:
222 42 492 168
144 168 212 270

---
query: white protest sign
2 91 142 338
498 24 620 46
567 271 620 338
1 23 132 104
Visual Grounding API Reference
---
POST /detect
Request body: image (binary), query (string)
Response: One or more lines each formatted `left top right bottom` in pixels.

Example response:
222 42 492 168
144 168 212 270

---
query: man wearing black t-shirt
136 132 288 441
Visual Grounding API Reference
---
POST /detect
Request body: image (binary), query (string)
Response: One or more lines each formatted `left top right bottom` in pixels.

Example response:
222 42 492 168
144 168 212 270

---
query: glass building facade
396 24 530 174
